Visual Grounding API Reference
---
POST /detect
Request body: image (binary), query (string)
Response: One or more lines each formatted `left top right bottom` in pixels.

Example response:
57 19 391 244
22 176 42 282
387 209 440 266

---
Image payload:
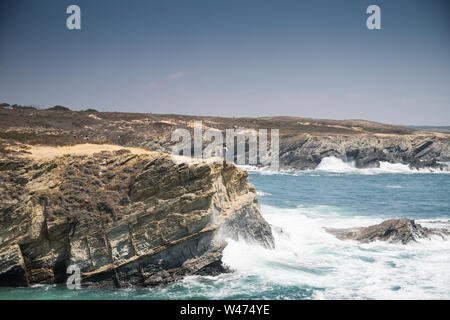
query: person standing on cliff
223 146 228 168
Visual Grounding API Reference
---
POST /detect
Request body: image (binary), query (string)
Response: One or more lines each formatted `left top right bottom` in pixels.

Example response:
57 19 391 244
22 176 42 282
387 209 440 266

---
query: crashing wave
315 157 450 174
221 204 450 299
239 157 450 175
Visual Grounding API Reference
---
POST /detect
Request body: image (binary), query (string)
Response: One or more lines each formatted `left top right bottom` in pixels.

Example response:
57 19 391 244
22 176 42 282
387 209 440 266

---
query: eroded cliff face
1 107 449 171
279 134 450 170
0 146 273 287
326 218 449 244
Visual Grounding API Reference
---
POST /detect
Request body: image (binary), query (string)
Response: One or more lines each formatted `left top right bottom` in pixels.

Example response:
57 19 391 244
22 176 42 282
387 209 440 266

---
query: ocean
1 157 449 300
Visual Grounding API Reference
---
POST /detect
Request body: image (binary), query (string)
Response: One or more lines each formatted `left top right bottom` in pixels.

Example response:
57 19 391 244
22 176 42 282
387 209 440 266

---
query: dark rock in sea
326 218 449 244
408 158 449 171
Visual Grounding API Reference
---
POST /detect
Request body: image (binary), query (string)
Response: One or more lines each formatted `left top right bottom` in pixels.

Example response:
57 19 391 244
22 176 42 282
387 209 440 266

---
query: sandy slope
24 143 155 159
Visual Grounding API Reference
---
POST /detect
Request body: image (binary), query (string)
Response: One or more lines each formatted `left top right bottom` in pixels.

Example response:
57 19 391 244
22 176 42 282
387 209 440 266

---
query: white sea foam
315 156 450 175
221 204 450 299
256 191 272 197
237 164 291 175
239 157 449 175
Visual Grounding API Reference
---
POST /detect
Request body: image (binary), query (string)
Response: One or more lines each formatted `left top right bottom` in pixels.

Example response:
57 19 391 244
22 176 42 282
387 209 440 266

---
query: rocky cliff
326 218 449 244
0 145 274 287
1 106 449 171
279 134 450 170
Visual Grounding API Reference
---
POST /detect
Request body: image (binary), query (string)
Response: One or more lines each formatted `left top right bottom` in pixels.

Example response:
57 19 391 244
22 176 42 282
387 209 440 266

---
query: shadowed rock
326 218 449 244
1 106 449 170
0 146 274 288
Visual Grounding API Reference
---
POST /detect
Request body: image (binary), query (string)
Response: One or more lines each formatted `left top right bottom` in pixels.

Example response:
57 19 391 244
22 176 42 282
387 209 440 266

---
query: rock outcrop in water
0 145 274 287
326 218 449 244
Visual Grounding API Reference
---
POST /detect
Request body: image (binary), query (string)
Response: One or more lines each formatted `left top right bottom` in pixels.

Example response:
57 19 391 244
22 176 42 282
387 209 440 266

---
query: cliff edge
0 144 274 287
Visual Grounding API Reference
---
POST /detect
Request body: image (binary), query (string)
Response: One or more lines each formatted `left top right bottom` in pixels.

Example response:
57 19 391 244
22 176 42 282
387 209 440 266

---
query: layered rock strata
0 146 273 287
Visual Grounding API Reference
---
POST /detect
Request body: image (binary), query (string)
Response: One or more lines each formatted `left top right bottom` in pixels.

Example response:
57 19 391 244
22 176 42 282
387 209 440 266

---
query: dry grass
23 143 155 160
0 144 10 154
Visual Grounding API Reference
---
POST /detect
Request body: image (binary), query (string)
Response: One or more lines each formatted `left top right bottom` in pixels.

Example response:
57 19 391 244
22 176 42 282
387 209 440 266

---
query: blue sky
0 0 449 125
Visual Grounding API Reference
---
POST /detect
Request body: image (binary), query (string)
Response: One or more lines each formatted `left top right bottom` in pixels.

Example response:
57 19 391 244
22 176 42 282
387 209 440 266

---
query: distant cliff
0 145 273 287
1 105 449 170
279 134 450 170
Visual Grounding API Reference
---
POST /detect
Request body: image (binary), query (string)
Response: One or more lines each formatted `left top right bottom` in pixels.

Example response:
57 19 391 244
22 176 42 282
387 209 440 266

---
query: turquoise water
1 158 449 299
252 169 450 220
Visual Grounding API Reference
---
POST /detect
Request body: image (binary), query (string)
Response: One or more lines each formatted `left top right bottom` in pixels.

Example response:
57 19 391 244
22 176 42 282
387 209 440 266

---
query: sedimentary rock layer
0 146 273 287
326 218 449 244
1 107 449 170
279 134 450 170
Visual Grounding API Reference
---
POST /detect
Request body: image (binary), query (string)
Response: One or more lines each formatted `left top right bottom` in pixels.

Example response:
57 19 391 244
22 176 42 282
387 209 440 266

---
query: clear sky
0 0 449 125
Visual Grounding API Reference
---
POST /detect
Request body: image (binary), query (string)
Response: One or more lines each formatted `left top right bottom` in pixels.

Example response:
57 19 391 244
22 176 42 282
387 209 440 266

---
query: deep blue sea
1 157 449 300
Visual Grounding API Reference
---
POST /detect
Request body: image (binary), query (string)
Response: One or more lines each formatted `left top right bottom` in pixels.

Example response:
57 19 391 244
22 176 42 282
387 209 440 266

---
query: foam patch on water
315 157 450 175
2 204 449 300
237 165 292 175
240 157 450 176
220 205 450 299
